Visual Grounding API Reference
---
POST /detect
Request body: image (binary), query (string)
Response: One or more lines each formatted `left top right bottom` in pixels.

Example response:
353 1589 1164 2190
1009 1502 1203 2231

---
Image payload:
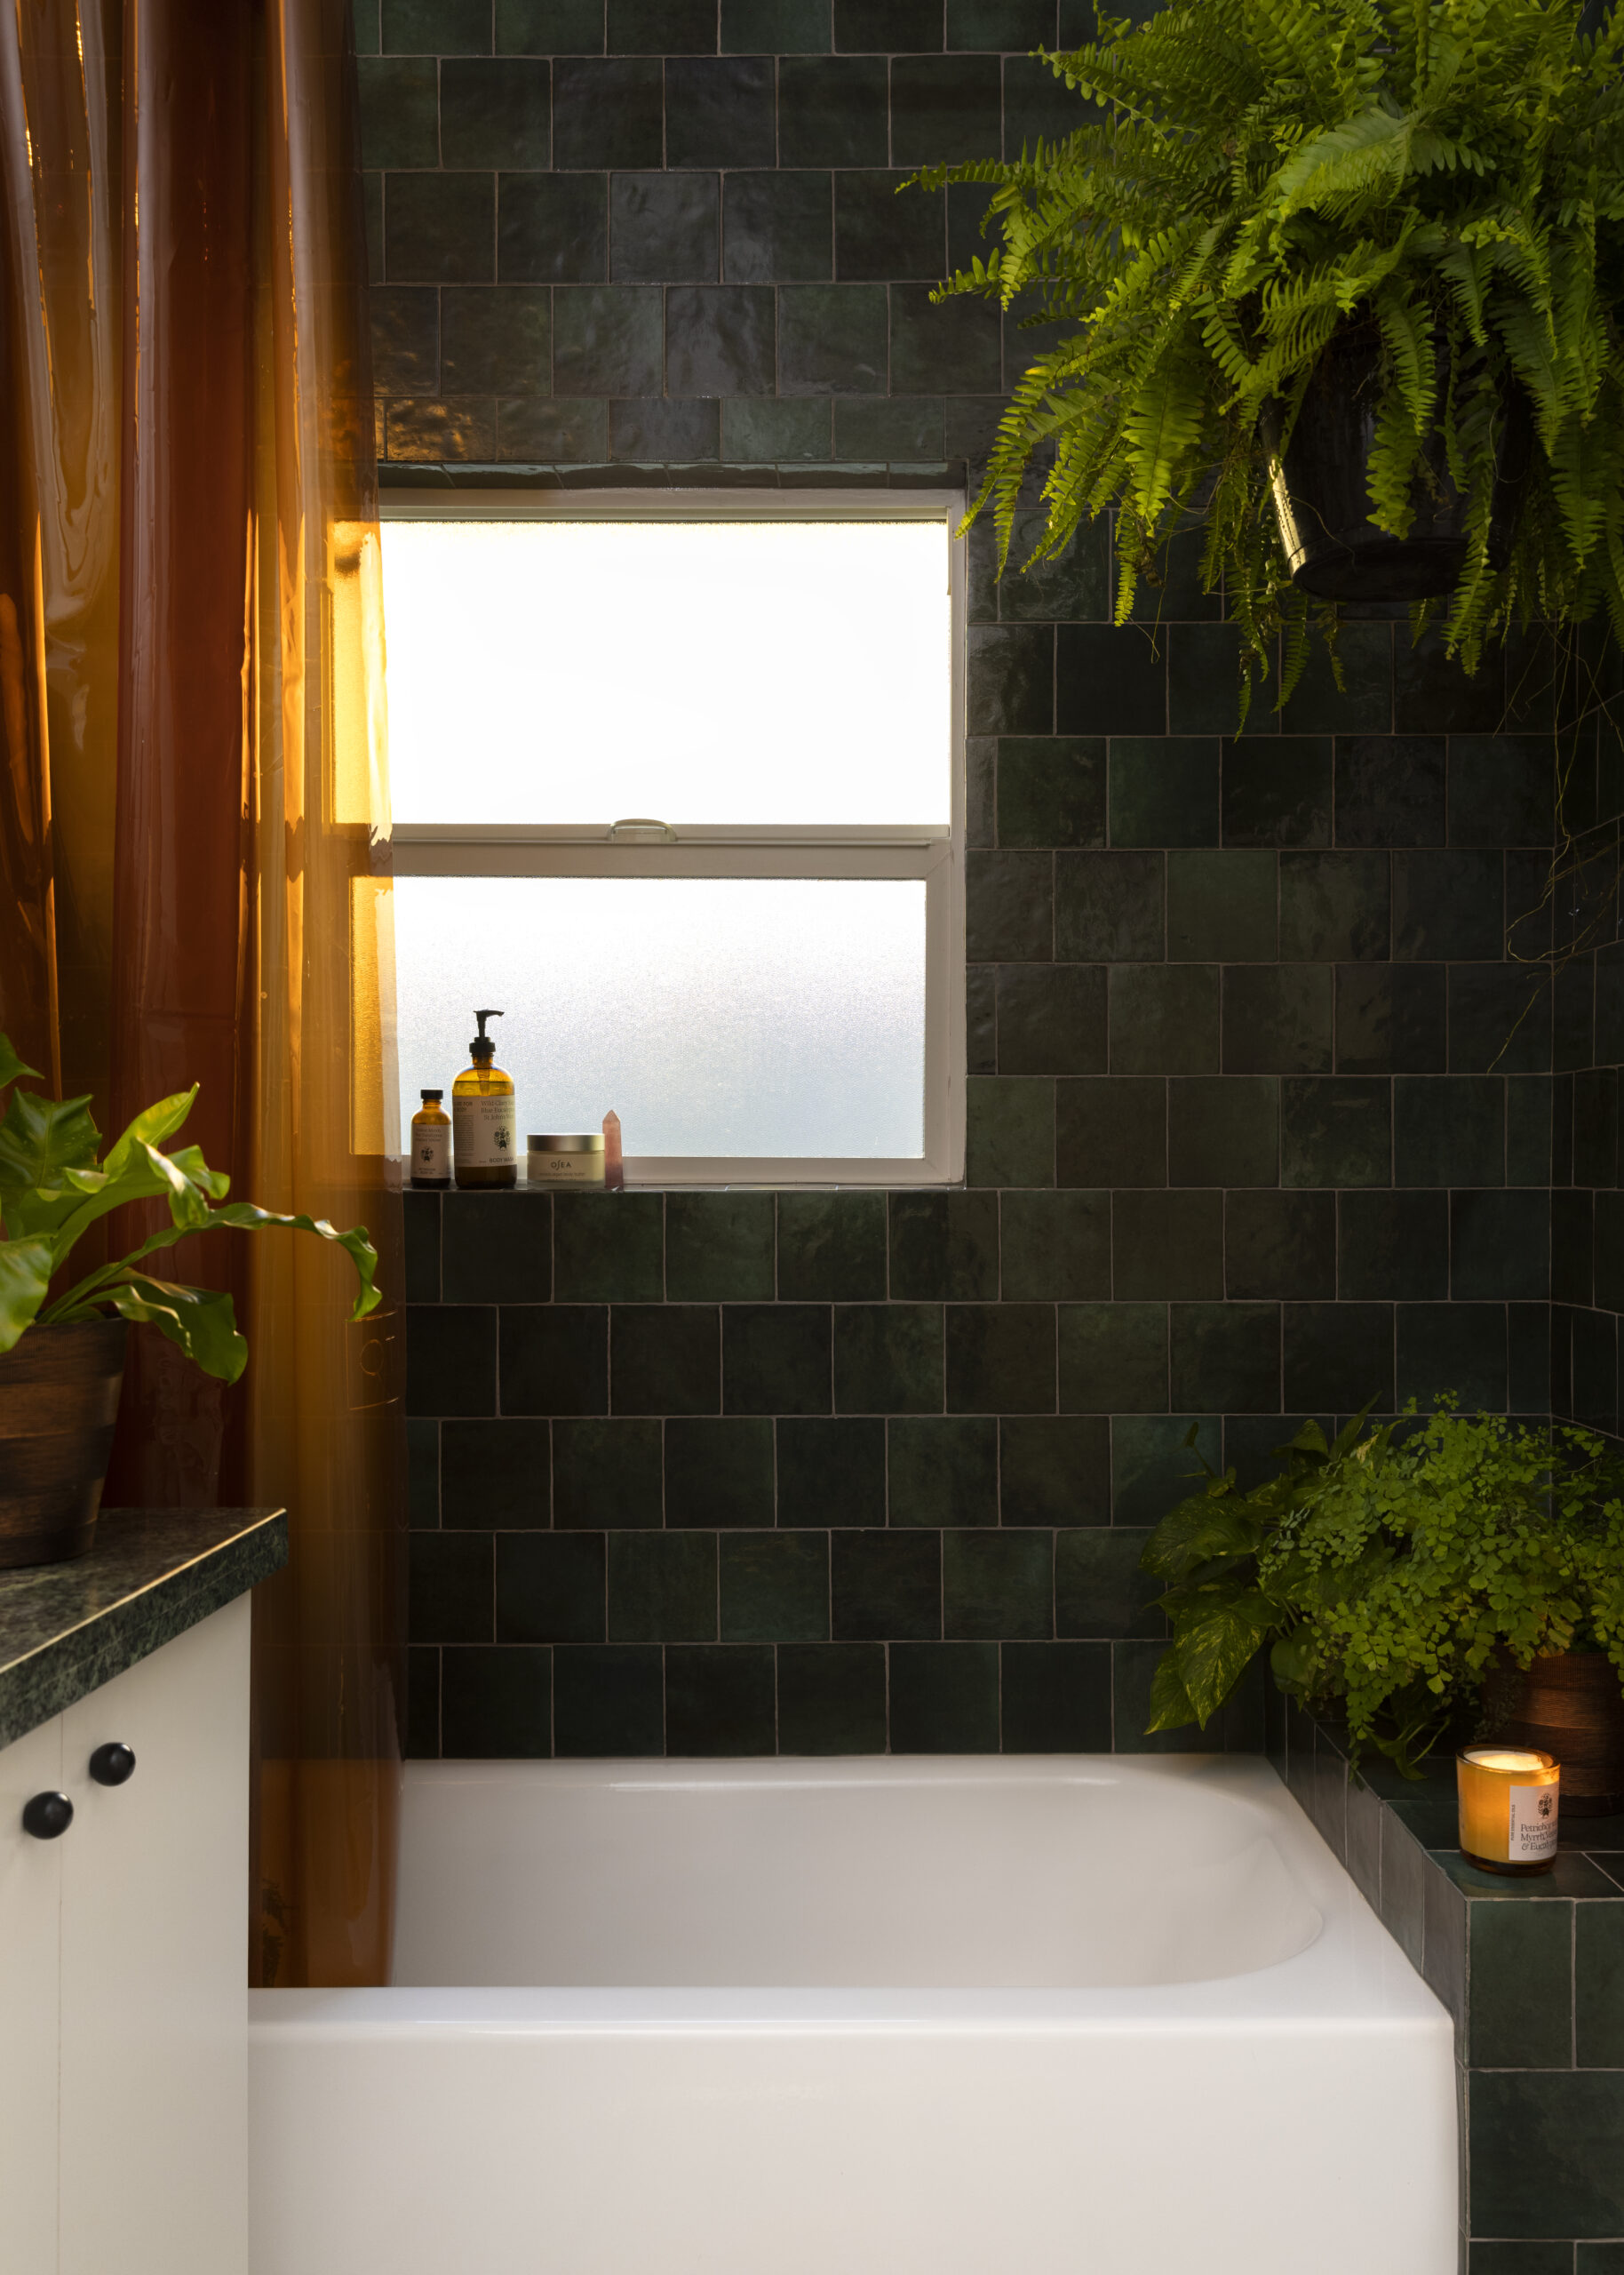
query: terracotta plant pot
1493 1652 1624 1817
0 1319 127 1569
1267 325 1530 602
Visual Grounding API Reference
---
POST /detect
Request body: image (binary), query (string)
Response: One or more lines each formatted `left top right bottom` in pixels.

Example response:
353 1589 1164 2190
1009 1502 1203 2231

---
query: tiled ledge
1273 1701 1624 2272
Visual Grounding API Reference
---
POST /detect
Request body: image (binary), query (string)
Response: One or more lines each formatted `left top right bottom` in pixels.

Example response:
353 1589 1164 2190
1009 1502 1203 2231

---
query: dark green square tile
1167 624 1245 736
888 1641 999 1752
723 1305 831 1415
1393 1075 1504 1186
967 630 1055 738
553 1193 662 1300
385 172 495 283
407 1417 440 1526
890 281 1002 394
723 0 831 50
890 1416 998 1528
1058 1302 1166 1413
610 1305 718 1413
553 1417 663 1529
1472 2247 1581 2275
1451 734 1557 846
406 1645 439 1758
832 1529 940 1639
385 398 498 462
442 56 550 165
497 395 609 456
966 847 1053 957
833 395 945 458
1280 1075 1392 1187
665 1193 775 1301
1055 1526 1160 1638
553 55 662 165
997 738 1107 849
1056 627 1166 737
384 0 490 49
777 1416 886 1527
1166 850 1278 962
1580 2248 1624 2275
889 1191 999 1300
1000 1417 1111 1525
1224 1190 1336 1299
443 1192 550 1301
408 1305 498 1415
610 171 719 283
1335 963 1447 1074
552 283 663 392
832 169 943 281
1001 1640 1111 1751
665 1416 775 1528
1449 964 1552 1076
1055 851 1164 962
723 172 832 284
357 56 439 167
498 173 608 283
497 1530 605 1643
834 0 940 42
1470 2071 1624 2237
1222 965 1333 1074
776 55 888 166
890 52 1001 163
1109 738 1219 847
721 397 832 459
776 1642 886 1752
665 1646 776 1756
1110 1415 1220 1525
1167 1076 1278 1185
1392 848 1504 961
553 1643 663 1753
1576 1901 1624 2067
778 281 888 392
498 0 602 47
1278 850 1390 961
1282 1302 1394 1413
966 1077 1055 1187
997 966 1106 1075
609 1529 716 1641
777 1192 887 1299
607 0 715 46
1279 621 1392 735
1334 735 1445 847
442 284 549 392
720 1530 829 1641
666 285 777 393
410 1530 492 1642
833 1305 943 1413
946 1304 1055 1413
1337 1191 1448 1300
403 1192 442 1301
998 515 1110 628
1169 1302 1279 1413
441 1648 550 1757
1111 1189 1223 1298
1452 1188 1550 1301
1108 965 1220 1078
667 55 774 165
1395 633 1505 734
1469 1894 1575 2069
1221 737 1333 847
1056 1077 1166 1188
1000 48 1081 151
967 964 997 1073
1396 1301 1506 1411
944 1529 1052 1640
442 1417 550 1527
999 1190 1110 1301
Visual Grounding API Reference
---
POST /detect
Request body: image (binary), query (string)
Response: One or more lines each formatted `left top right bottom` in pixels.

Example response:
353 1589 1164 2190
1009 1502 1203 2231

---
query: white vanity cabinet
0 1593 251 2275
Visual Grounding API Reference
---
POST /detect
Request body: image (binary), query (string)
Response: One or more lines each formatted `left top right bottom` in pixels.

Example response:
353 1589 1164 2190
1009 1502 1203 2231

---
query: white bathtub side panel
250 2016 1459 2275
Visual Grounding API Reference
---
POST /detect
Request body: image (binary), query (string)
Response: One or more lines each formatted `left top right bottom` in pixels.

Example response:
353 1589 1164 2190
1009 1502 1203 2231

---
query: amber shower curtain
0 0 403 1986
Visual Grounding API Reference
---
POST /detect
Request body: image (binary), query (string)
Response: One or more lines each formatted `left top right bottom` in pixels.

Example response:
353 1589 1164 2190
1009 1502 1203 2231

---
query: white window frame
380 487 967 1188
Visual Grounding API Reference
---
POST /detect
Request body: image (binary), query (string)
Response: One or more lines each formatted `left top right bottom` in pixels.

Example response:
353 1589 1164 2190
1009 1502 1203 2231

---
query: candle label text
1509 1782 1559 1860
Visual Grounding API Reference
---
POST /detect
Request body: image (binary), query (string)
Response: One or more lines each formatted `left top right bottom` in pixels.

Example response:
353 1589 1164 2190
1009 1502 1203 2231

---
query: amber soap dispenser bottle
452 1009 517 1188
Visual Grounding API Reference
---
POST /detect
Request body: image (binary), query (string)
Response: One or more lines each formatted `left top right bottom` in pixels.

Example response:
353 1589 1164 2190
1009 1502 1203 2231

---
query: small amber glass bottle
410 1088 451 1189
452 1010 517 1189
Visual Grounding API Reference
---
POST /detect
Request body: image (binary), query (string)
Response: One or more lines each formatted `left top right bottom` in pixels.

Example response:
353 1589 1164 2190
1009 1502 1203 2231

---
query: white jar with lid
527 1134 607 1186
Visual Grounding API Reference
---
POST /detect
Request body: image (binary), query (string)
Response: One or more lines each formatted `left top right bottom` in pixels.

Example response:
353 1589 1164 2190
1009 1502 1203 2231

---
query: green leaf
0 1237 54 1350
0 1035 41 1090
1146 1647 1199 1735
196 1202 381 1321
101 1088 198 1179
106 1276 247 1385
1172 1592 1275 1724
0 1086 100 1197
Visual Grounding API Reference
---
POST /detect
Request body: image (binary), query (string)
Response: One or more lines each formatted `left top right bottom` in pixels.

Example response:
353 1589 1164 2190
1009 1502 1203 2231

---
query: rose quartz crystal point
602 1109 625 1191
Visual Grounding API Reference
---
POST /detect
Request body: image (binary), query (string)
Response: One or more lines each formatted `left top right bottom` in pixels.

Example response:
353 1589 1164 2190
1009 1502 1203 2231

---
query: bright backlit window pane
394 877 927 1159
381 520 951 826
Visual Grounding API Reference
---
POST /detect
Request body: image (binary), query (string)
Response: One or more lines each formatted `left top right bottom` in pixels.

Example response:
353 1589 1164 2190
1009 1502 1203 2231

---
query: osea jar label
454 1092 516 1169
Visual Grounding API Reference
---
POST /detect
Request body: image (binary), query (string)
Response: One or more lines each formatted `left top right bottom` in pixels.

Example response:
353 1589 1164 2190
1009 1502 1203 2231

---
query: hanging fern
914 0 1624 714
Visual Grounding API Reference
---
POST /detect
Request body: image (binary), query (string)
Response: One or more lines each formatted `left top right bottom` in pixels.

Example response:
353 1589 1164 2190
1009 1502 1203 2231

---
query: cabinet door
58 1596 251 2275
0 1712 64 2275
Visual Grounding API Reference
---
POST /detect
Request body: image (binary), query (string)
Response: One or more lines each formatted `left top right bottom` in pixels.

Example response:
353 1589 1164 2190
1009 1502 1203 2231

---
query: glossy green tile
966 1077 1055 1188
1224 1189 1337 1300
410 1531 492 1643
441 1418 549 1528
1110 1414 1220 1523
944 1529 1052 1640
832 1305 944 1413
1334 734 1445 847
720 1531 829 1642
553 1193 662 1300
384 397 498 462
888 1641 1000 1752
776 1641 886 1752
722 1305 831 1416
833 395 945 459
891 279 1004 392
1577 1900 1624 2063
609 1305 718 1414
1337 1191 1448 1300
832 169 943 281
832 1529 940 1639
498 0 603 46
778 281 888 392
1472 2246 1580 2275
552 1418 662 1529
776 1416 885 1528
403 1192 442 1302
1056 627 1166 738
1391 848 1505 961
1166 850 1278 962
721 396 832 459
888 1191 999 1301
1055 1526 1160 1638
498 174 608 284
1169 1302 1280 1413
994 1417 1106 1526
665 1193 775 1301
1056 1077 1166 1188
442 1648 551 1758
998 738 1108 849
497 1531 605 1643
357 56 439 165
1579 2247 1624 2275
408 1305 498 1416
1221 738 1333 848
384 0 490 48
966 848 1053 959
777 55 888 164
552 284 663 392
442 1193 550 1302
1278 621 1392 735
611 171 719 283
1109 965 1220 1076
946 1304 1056 1413
552 55 663 164
1001 1640 1111 1751
967 964 997 1073
608 0 715 44
999 1190 1110 1301
612 398 720 466
891 50 1001 161
723 172 832 285
1109 738 1220 848
441 285 548 393
499 1305 605 1416
998 511 1110 624
1468 1890 1575 2069
405 1646 439 1758
1280 1075 1392 1188
407 1417 440 1525
996 966 1106 1076
665 1646 776 1756
1452 1189 1550 1301
667 54 774 165
665 285 776 394
1397 1301 1507 1411
1055 851 1164 962
888 1416 999 1527
553 1644 663 1754
835 0 940 43
1335 963 1447 1074
778 1192 888 1298
442 56 550 165
1111 1189 1224 1299
1166 1076 1278 1186
1278 850 1391 962
373 282 439 394
665 1417 775 1528
1282 1302 1395 1413
967 629 1055 738
608 1529 716 1641
1449 964 1552 1076
723 0 831 49
497 396 609 458
1222 965 1333 1075
1393 1074 1505 1186
1471 2072 1624 2238
1058 1302 1167 1412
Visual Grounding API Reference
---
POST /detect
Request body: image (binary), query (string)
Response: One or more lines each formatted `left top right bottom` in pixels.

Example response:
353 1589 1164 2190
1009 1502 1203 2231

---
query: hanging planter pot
0 1319 127 1569
1265 325 1532 603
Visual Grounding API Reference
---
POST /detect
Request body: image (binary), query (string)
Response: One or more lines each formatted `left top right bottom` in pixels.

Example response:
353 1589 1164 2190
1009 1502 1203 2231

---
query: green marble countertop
0 1506 287 1751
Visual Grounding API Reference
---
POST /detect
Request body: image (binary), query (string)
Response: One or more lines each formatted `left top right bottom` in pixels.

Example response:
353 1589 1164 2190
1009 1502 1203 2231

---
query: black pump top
469 1008 504 1060
420 1088 442 1102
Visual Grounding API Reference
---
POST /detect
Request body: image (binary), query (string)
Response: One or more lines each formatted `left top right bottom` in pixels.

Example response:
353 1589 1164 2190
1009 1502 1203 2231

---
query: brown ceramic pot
1494 1652 1624 1816
0 1319 127 1569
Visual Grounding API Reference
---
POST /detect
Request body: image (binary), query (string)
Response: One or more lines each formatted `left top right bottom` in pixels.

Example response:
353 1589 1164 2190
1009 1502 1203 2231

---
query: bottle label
454 1093 516 1169
412 1122 450 1181
1509 1782 1559 1861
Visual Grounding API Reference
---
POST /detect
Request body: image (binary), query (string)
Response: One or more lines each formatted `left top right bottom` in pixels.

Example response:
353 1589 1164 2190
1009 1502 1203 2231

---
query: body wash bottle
410 1088 451 1189
453 1010 516 1188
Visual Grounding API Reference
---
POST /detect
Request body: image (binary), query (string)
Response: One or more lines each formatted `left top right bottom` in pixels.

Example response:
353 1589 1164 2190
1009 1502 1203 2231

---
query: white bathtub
249 1755 1456 2275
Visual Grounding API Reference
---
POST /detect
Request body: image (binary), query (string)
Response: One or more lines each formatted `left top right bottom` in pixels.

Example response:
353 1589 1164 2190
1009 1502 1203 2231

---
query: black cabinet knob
89 1742 136 1787
21 1791 73 1840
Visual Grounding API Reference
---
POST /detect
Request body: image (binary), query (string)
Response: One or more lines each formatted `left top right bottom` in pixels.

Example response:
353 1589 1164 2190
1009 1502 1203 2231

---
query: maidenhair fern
917 0 1624 712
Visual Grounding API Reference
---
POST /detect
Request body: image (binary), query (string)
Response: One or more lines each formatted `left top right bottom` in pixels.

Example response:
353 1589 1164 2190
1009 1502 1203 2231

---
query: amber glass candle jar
1457 1747 1560 1875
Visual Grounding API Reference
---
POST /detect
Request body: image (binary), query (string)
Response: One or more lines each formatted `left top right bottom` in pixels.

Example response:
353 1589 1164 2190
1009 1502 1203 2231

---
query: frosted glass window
394 877 927 1159
380 520 950 826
